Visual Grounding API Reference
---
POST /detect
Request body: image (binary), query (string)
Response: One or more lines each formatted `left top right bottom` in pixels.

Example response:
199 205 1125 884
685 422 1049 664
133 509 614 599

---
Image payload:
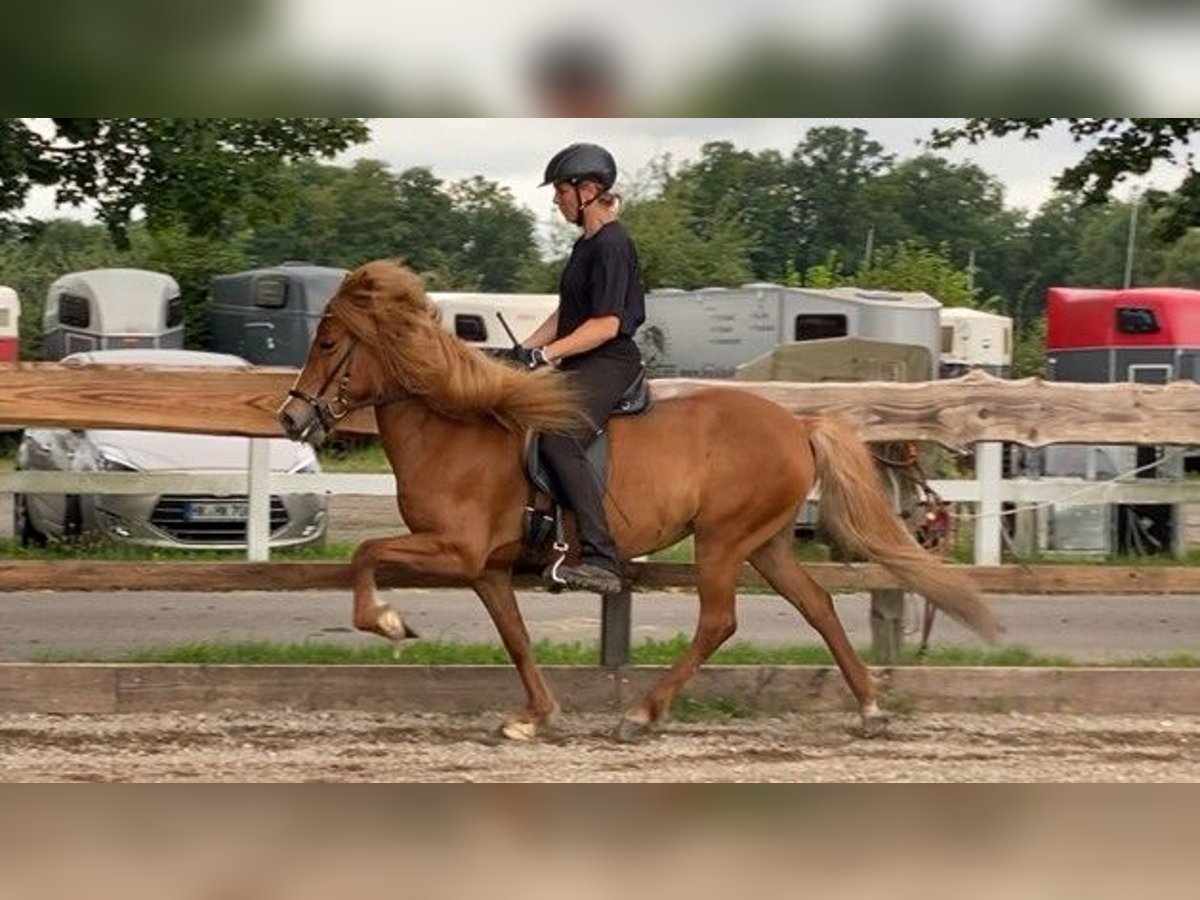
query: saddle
521 367 651 568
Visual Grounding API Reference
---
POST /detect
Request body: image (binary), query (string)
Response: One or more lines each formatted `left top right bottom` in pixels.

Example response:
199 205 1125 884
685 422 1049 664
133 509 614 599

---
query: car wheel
13 494 48 548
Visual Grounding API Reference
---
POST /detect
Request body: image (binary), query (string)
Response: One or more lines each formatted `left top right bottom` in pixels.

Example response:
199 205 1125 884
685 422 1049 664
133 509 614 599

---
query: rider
510 142 646 594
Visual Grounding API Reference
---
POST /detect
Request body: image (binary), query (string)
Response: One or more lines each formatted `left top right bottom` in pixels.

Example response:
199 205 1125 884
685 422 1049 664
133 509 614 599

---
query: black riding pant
540 340 642 570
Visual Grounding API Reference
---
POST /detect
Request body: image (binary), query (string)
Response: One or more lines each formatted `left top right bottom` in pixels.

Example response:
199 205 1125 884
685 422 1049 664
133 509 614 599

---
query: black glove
508 346 551 369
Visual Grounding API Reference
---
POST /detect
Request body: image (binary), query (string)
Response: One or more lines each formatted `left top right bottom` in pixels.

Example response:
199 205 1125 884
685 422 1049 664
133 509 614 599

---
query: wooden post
1012 506 1037 557
869 589 905 665
600 589 632 667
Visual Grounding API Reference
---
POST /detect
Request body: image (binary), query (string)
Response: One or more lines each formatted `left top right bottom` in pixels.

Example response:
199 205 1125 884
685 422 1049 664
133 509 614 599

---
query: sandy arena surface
1 709 1196 782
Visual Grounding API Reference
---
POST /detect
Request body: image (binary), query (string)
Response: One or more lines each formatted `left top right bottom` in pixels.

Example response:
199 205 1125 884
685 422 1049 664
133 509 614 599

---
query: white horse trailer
429 292 558 353
43 269 183 360
636 282 942 379
939 306 1012 377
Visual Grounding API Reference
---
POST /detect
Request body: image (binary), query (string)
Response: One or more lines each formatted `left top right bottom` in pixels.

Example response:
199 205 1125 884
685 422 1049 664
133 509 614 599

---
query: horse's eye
318 339 336 352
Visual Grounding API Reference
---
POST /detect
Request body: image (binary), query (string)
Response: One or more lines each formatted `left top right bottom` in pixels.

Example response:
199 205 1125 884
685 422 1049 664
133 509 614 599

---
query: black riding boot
539 431 624 594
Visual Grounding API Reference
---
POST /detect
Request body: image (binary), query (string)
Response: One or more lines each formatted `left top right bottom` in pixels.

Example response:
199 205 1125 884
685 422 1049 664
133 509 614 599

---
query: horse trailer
209 264 348 367
635 283 942 379
939 306 1012 377
42 269 183 360
429 292 559 353
1040 286 1200 557
0 285 19 362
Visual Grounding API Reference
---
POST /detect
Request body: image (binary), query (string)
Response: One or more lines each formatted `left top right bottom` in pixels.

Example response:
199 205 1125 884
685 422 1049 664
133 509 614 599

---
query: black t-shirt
555 220 646 343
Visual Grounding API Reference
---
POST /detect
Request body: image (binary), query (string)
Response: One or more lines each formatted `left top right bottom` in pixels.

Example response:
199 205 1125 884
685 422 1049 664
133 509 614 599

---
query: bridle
287 339 359 441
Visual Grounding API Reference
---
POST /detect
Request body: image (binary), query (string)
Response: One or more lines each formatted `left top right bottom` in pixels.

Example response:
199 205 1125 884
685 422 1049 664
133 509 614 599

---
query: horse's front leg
350 533 482 640
472 569 560 740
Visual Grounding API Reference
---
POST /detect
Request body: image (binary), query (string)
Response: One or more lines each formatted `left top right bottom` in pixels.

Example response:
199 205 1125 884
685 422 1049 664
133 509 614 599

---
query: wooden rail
6 363 1200 448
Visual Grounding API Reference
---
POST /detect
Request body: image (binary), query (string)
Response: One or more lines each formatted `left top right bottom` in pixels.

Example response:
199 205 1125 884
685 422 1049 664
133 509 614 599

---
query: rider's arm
520 310 559 349
542 315 620 363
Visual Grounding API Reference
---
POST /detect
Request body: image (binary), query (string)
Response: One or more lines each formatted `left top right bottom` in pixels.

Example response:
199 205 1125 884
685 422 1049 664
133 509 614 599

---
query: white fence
5 439 1200 563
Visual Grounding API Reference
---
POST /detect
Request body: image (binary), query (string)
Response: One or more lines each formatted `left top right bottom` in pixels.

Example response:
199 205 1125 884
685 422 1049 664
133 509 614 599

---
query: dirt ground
4 494 1200 783
0 709 1196 782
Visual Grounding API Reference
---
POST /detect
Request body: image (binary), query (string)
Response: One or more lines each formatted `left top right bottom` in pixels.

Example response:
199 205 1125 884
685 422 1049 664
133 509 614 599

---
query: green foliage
128 226 252 350
1012 316 1047 378
622 182 754 288
930 119 1200 202
1157 230 1200 286
0 119 370 248
805 241 979 307
245 160 541 291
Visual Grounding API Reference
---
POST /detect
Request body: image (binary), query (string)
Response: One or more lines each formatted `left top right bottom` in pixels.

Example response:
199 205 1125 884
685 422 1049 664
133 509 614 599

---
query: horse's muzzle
277 404 326 447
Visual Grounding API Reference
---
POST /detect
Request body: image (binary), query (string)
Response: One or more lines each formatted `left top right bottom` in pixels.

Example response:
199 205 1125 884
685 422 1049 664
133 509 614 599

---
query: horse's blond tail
809 416 1002 644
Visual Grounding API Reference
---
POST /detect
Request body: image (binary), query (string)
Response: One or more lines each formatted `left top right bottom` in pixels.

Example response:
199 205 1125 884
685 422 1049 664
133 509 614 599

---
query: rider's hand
508 346 551 369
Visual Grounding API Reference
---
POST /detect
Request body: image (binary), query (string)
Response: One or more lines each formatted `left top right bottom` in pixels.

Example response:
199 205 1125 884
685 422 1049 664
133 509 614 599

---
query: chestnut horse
278 260 1000 740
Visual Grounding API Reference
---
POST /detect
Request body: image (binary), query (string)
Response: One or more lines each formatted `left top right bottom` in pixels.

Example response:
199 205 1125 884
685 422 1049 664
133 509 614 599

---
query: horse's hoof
615 715 655 743
858 707 891 738
498 719 538 741
359 605 417 641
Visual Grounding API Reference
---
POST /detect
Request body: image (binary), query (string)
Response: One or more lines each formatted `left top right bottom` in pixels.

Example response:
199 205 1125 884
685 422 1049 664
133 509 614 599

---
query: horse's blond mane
327 260 582 434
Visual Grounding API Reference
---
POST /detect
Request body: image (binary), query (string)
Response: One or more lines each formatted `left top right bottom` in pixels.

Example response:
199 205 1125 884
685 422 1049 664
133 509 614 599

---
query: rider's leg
540 430 622 577
540 352 640 592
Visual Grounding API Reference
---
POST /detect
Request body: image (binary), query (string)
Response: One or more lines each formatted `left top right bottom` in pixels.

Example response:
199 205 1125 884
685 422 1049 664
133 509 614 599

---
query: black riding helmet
541 142 617 191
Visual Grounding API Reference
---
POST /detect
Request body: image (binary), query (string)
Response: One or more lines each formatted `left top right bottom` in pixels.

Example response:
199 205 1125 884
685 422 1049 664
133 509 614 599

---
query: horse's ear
340 267 376 302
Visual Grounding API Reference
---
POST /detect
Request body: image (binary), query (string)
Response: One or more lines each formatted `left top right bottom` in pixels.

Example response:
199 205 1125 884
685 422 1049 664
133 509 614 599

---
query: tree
0 118 370 248
805 242 980 308
129 226 252 350
673 142 794 281
622 184 753 289
929 119 1200 202
790 126 894 276
1156 229 1200 286
1012 316 1047 379
863 154 1026 306
1065 200 1169 289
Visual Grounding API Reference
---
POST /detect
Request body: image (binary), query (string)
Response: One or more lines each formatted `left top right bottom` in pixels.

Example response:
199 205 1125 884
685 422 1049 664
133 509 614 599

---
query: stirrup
545 540 570 593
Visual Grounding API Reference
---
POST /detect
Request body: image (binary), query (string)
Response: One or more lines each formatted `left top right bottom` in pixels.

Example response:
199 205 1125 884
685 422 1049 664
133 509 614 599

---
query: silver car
13 349 327 550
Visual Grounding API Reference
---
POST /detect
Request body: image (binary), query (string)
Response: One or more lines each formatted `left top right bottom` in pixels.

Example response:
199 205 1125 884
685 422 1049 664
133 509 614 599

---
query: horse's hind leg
472 570 561 741
748 527 886 734
617 561 739 742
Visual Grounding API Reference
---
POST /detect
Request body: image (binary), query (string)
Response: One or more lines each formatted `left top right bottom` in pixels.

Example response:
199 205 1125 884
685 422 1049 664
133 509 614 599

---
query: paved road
1 588 1198 663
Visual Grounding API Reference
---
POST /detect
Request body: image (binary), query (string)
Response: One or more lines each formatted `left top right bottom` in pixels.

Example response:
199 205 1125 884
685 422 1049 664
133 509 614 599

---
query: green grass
32 634 1192 667
317 439 390 472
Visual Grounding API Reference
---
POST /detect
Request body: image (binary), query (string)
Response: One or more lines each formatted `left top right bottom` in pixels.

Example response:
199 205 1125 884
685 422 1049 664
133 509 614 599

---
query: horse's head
277 309 368 446
280 258 580 441
278 261 438 444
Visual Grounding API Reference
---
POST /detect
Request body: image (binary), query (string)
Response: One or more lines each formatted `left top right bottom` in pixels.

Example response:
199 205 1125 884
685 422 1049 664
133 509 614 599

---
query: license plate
184 500 248 522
